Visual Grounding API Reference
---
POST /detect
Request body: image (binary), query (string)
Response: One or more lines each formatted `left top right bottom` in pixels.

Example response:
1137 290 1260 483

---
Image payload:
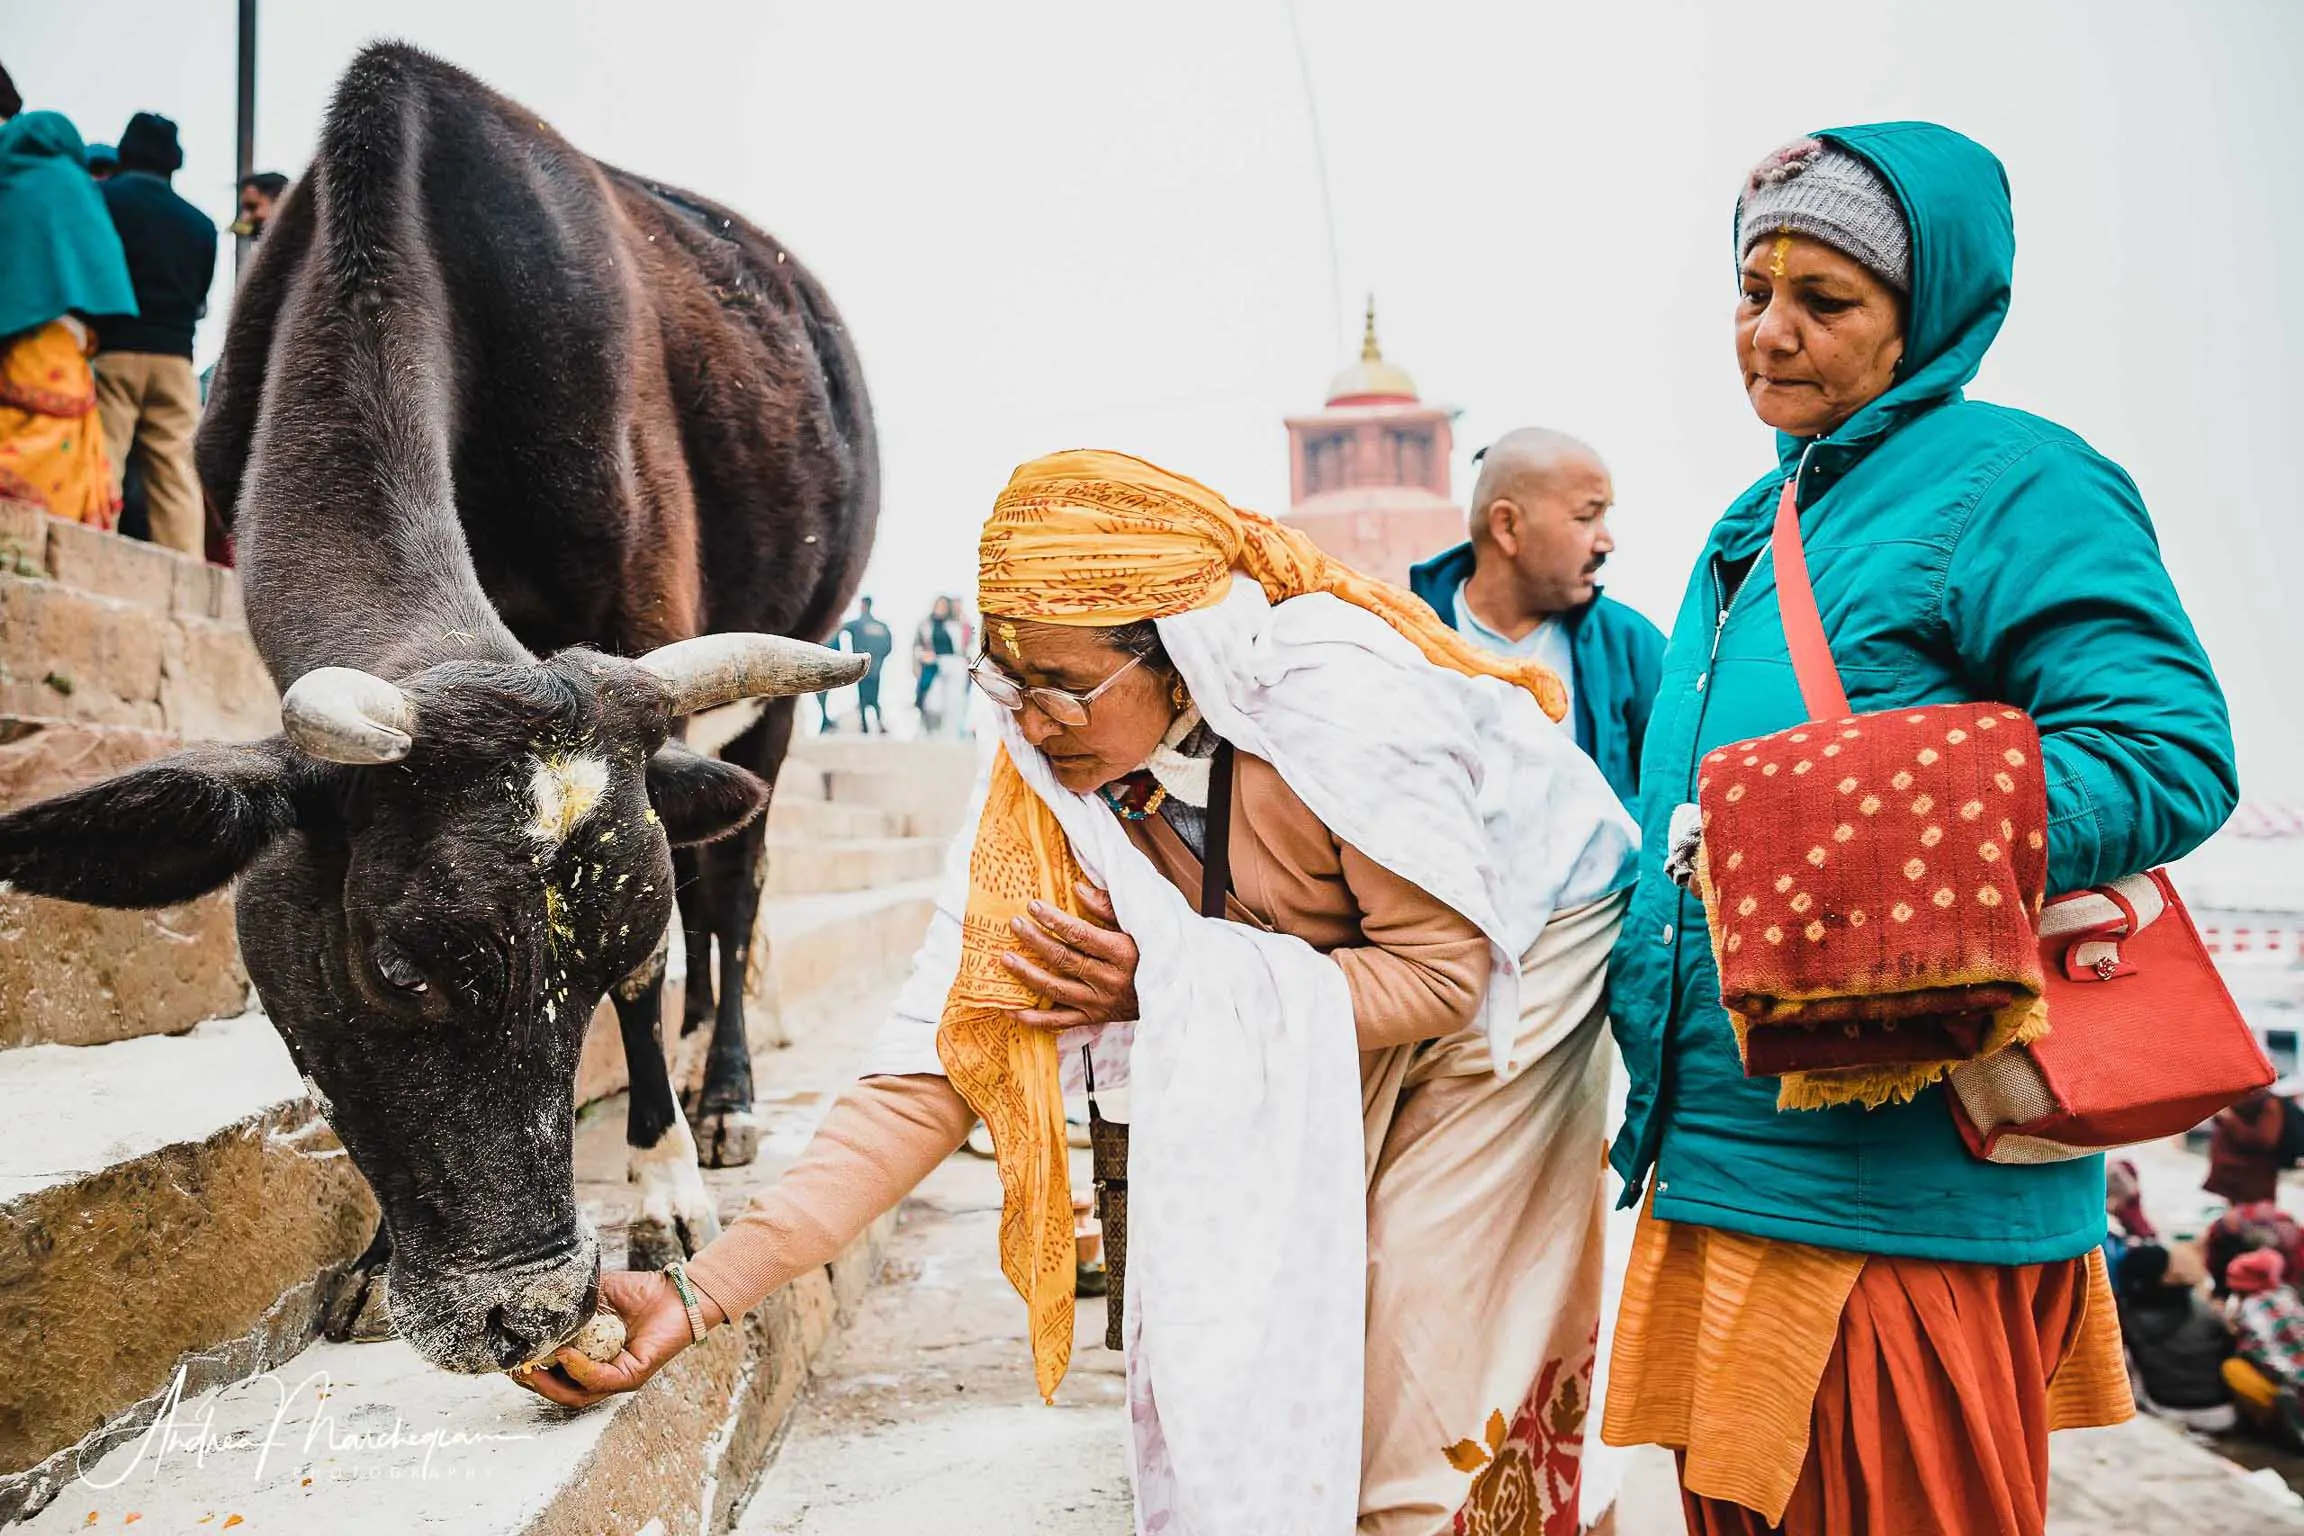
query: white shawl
868 577 1637 1534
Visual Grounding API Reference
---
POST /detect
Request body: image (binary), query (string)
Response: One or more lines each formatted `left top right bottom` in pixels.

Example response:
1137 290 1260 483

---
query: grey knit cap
1736 138 1911 293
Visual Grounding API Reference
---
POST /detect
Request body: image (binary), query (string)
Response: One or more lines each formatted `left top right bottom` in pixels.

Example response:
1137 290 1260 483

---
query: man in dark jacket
92 111 215 556
1408 428 1664 806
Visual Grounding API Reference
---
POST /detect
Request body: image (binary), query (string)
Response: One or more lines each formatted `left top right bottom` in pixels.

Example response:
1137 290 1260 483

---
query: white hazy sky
12 1 2302 794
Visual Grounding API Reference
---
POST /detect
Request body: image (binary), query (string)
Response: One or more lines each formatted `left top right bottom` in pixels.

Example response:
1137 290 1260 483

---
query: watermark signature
79 1366 538 1489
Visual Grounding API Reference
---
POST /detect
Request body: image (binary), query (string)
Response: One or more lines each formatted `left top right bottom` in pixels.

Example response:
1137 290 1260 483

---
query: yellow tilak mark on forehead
997 621 1021 659
527 752 610 844
1770 231 1792 280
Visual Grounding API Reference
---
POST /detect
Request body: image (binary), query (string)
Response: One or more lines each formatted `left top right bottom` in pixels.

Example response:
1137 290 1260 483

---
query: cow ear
0 739 309 909
645 743 769 845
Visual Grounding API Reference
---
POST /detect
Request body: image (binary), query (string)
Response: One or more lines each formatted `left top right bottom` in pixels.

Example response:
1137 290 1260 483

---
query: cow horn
636 633 868 715
281 667 417 764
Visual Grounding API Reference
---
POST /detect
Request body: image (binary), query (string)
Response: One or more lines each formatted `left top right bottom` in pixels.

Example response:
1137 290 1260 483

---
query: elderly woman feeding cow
524 450 1637 1536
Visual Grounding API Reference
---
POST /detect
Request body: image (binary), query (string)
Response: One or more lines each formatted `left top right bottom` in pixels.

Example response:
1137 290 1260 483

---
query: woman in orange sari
0 111 137 528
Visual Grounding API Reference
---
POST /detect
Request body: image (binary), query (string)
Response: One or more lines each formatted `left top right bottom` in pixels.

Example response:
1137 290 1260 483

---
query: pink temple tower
1281 297 1464 586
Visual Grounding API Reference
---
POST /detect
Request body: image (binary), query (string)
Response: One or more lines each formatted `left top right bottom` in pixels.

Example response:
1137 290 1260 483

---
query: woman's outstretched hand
511 1268 725 1409
1003 882 1140 1030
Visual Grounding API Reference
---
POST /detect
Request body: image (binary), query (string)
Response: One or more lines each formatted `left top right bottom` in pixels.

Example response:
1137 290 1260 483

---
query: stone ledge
761 837 947 897
0 579 276 740
43 520 178 614
0 888 247 1050
10 1209 897 1534
0 1014 376 1487
0 719 252 1052
809 772 972 840
0 509 241 623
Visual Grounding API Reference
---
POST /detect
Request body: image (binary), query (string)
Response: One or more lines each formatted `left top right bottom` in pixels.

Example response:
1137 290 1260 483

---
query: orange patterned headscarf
942 450 1566 1400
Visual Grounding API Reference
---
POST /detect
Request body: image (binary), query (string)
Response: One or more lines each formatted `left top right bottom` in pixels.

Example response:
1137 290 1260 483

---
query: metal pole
234 0 256 276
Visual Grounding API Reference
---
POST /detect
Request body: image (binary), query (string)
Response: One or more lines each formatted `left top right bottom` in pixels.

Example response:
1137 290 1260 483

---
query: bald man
1409 428 1664 806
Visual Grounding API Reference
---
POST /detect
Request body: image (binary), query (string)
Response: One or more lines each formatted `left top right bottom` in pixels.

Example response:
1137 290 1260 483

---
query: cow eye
375 943 430 994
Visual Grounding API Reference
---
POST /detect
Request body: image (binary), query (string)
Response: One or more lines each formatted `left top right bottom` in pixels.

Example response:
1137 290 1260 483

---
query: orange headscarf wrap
941 449 1565 1399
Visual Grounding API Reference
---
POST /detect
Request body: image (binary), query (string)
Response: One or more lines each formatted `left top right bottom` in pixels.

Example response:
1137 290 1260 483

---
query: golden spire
1325 292 1418 405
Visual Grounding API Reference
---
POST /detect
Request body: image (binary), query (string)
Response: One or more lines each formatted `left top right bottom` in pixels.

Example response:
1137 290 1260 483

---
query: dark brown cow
0 43 876 1373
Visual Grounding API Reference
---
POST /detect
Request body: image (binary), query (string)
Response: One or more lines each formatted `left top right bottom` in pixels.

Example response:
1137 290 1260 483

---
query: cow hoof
323 1265 397 1344
628 1113 724 1267
695 1109 760 1169
626 1216 687 1272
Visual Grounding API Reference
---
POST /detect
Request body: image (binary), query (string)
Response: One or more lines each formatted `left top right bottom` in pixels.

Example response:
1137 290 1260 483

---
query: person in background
2115 1241 2235 1433
2208 1087 2287 1208
2223 1249 2304 1442
2207 1200 2304 1298
91 111 215 558
0 111 137 528
913 594 963 736
232 171 289 242
1408 428 1663 807
2108 1158 2156 1243
2105 1156 2156 1287
840 595 895 733
1601 123 2234 1536
85 143 117 180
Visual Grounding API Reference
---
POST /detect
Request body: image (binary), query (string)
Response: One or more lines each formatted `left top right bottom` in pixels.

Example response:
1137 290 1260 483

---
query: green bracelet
662 1259 710 1343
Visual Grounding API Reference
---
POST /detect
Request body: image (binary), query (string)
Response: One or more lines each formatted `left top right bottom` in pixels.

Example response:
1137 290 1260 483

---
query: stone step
0 575 276 740
786 739 981 840
762 835 948 897
788 735 978 781
18 974 917 1534
813 770 974 840
0 1013 377 1522
0 718 249 1052
764 792 904 843
0 505 243 626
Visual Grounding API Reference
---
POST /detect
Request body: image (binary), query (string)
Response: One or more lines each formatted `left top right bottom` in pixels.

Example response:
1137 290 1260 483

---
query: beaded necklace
1099 771 1170 822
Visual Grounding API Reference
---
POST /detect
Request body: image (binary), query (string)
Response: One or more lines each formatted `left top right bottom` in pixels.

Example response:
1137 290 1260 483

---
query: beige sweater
682 750 1488 1319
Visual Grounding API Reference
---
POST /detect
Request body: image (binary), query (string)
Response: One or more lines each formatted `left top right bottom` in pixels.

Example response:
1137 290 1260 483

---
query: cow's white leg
626 1103 722 1271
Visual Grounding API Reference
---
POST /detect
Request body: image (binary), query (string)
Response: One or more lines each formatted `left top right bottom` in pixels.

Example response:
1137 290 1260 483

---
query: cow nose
484 1300 569 1371
481 1261 601 1370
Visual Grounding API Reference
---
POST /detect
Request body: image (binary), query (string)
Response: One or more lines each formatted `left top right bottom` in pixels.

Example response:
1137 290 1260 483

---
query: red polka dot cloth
1694 703 2052 1111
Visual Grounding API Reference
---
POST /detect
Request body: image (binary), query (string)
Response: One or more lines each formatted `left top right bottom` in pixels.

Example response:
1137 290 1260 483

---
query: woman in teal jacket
1599 124 2236 1535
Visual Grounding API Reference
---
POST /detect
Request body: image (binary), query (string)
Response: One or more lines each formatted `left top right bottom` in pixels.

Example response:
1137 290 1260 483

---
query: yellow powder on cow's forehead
527 751 609 844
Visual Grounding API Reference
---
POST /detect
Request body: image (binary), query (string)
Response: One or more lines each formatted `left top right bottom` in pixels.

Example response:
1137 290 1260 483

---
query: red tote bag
1769 480 2271 1164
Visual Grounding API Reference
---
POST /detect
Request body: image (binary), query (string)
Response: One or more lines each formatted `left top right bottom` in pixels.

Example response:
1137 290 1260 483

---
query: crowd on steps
0 58 286 563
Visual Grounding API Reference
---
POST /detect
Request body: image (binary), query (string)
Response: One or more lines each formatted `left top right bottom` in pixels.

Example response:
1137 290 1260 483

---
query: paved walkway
736 1147 1131 1534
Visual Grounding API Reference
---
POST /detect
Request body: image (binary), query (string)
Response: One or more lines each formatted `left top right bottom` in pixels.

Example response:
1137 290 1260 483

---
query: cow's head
0 635 862 1373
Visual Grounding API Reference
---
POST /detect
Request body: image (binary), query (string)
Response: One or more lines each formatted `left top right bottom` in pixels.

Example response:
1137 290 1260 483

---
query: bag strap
1771 478 1854 722
1200 742 1237 919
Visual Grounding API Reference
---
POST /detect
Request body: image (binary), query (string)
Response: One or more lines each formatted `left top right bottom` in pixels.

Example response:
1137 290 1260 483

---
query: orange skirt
1676 1248 2129 1536
0 318 115 528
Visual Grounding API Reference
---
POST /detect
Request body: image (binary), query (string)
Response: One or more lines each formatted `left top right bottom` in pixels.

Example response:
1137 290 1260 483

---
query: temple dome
1324 296 1418 406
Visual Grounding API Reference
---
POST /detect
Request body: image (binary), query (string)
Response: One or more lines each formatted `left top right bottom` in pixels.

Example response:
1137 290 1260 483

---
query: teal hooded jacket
0 112 136 341
1606 122 2238 1263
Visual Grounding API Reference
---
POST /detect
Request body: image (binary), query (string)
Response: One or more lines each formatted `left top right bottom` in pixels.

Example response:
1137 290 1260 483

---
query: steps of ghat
0 716 248 1051
13 967 918 1535
0 530 976 1530
0 511 274 741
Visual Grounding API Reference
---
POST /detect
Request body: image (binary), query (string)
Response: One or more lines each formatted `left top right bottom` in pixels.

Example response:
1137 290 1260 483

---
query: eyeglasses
968 651 1146 727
